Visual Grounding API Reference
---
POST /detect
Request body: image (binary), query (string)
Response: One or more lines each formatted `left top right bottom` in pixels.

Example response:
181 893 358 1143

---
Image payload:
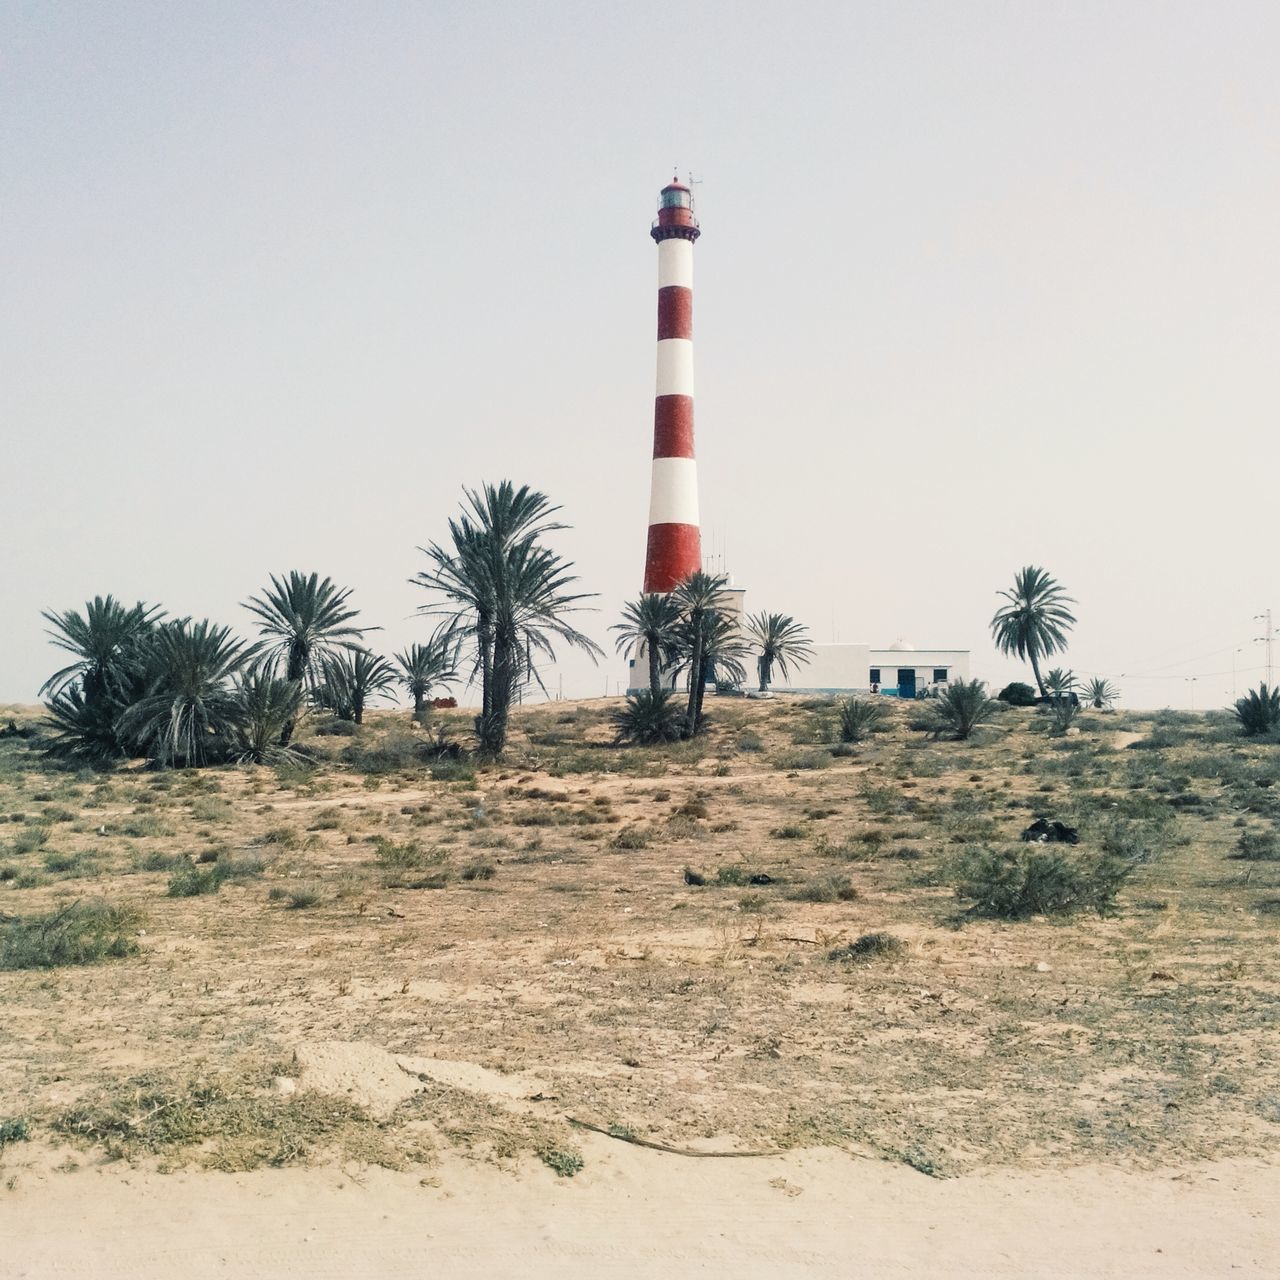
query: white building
773 638 970 698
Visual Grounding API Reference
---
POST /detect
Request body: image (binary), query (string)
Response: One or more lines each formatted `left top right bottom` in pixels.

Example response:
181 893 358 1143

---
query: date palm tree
395 630 459 722
413 481 601 758
117 619 249 767
243 572 372 744
990 566 1076 698
1086 677 1118 710
39 595 164 702
230 669 306 765
319 651 399 725
670 570 730 738
747 611 814 693
611 593 683 696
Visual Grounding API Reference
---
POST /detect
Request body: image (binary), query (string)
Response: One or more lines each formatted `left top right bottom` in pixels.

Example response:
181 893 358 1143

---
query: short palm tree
747 611 814 693
926 678 998 741
611 594 683 696
413 482 602 758
230 670 306 764
320 651 399 725
243 572 372 744
990 566 1076 698
1235 684 1280 737
670 571 730 738
836 696 883 743
395 631 459 721
1086 677 1118 710
613 688 683 745
117 619 249 767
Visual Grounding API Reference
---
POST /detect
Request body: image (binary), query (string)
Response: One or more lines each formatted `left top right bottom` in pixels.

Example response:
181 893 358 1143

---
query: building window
869 668 881 684
933 668 948 683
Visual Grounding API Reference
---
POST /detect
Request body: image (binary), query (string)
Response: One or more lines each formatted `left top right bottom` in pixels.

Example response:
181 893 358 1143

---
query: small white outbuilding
773 638 970 698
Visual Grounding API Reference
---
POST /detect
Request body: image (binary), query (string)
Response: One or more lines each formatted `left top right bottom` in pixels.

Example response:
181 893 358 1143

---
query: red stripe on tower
644 176 702 594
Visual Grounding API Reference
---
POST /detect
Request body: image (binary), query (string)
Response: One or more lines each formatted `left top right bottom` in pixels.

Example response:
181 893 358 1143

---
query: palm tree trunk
647 638 661 697
413 691 427 722
1029 651 1046 698
685 636 703 738
758 654 771 693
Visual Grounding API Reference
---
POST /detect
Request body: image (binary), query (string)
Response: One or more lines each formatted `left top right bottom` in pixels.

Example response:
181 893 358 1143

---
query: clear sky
3 1 1277 710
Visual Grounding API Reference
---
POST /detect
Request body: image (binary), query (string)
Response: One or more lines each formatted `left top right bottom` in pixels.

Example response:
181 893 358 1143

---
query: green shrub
167 857 221 897
836 697 883 744
715 864 749 886
997 682 1037 707
10 826 50 854
0 1116 32 1146
0 900 141 970
950 846 1132 918
267 885 322 909
372 837 441 869
771 823 809 840
1232 828 1280 861
461 861 496 881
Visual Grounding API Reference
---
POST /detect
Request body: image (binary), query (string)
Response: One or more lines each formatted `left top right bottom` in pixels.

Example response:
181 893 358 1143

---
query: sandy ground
3 1145 1278 1278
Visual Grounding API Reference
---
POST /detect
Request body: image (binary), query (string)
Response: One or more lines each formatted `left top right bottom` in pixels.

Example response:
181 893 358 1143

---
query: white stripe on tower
644 176 702 595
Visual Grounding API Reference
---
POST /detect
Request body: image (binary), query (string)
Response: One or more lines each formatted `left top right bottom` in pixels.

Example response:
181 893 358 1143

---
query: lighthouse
643 176 702 593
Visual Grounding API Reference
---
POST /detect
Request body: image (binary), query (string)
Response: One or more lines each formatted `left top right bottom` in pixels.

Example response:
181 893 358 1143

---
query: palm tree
990 566 1076 698
242 572 372 744
413 482 601 758
613 688 683 745
611 594 683 695
230 670 305 765
320 651 399 725
1043 668 1077 700
117 619 249 767
39 595 164 702
1086 678 1118 710
395 631 459 722
747 611 814 693
694 609 749 692
926 678 998 741
670 571 730 738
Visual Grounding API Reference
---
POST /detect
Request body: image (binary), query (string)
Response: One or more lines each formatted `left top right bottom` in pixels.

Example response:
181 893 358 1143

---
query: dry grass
1 697 1278 1179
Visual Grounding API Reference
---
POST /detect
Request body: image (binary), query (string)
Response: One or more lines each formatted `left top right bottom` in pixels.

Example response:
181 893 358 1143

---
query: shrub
997 682 1037 707
1048 698 1081 735
787 875 858 903
0 900 141 970
372 837 441 869
0 1116 32 1146
951 846 1132 918
610 826 650 851
771 823 808 840
460 861 496 881
10 826 50 854
828 932 906 963
167 857 220 897
836 697 883 744
925 680 999 741
715 864 749 886
1235 685 1280 737
613 689 684 745
1232 828 1280 861
267 885 322 909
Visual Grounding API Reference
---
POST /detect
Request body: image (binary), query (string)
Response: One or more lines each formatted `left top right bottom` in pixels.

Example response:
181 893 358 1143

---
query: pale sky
3 1 1277 710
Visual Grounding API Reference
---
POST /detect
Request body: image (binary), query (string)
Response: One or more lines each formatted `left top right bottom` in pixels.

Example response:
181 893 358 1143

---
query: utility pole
1256 610 1274 688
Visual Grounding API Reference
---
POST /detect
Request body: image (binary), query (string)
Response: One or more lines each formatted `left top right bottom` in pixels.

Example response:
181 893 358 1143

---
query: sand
3 1146 1277 1278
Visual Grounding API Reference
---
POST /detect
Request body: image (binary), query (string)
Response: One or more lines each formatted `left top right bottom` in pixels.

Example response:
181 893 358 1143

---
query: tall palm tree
611 593 683 696
413 482 601 758
243 572 372 744
320 650 399 725
395 631 460 721
990 566 1076 698
671 570 730 738
747 611 814 693
117 619 249 767
39 595 164 702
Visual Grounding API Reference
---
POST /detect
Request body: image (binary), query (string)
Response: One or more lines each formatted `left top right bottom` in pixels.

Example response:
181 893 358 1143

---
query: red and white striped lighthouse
643 176 702 593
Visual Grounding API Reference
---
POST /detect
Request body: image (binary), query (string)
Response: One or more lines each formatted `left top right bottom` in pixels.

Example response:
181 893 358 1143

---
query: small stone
272 1076 298 1096
1034 961 1052 973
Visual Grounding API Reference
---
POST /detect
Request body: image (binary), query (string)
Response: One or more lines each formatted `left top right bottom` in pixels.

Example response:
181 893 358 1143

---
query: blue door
897 668 916 699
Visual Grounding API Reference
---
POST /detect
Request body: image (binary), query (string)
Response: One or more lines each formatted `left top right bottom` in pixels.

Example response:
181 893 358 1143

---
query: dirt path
3 1145 1277 1279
